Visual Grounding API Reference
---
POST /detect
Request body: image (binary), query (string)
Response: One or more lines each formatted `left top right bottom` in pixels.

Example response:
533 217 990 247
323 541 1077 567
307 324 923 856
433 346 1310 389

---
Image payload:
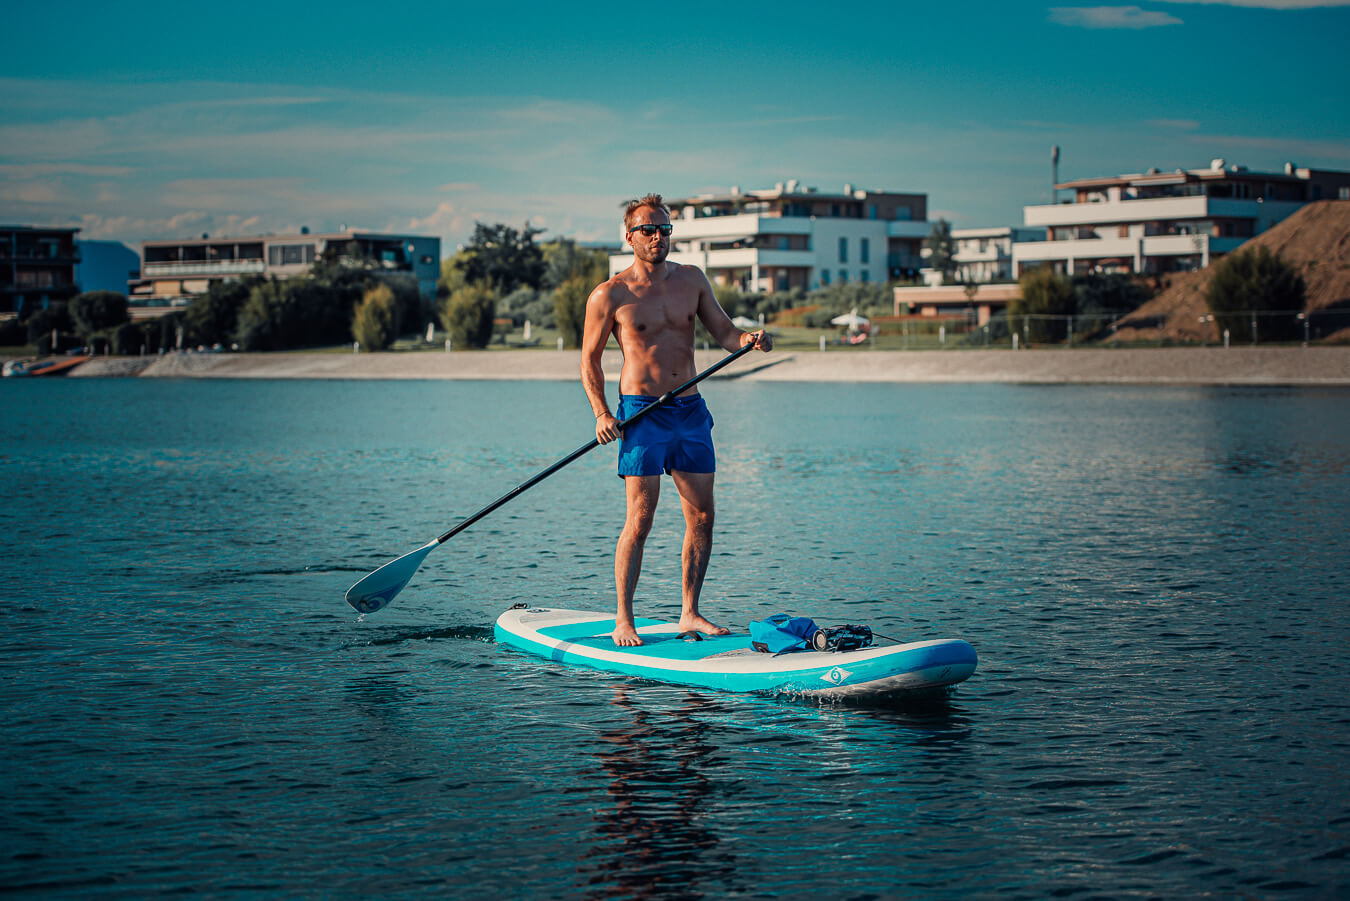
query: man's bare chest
615 291 698 336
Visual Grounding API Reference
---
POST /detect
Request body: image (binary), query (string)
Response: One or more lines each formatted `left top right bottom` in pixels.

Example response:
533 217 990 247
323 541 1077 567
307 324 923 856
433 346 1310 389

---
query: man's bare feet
612 622 644 646
678 613 731 637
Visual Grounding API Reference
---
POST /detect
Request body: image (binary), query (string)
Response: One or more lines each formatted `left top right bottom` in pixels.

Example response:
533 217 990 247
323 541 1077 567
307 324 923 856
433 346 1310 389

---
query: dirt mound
1114 200 1350 343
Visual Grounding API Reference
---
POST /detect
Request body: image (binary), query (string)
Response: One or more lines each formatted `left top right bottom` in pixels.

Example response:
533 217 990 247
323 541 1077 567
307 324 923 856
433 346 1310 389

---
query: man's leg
614 475 660 646
670 470 729 636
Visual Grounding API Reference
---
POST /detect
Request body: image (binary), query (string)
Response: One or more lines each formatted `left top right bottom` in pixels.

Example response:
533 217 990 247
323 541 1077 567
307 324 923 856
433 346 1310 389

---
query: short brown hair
623 193 669 230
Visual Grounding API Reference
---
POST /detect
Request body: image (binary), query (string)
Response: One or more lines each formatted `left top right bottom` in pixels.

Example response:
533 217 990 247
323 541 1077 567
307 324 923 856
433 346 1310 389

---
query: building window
839 270 848 284
860 238 870 264
838 237 848 263
869 204 878 220
778 236 789 250
1341 186 1350 200
820 270 830 286
269 244 316 266
860 271 870 284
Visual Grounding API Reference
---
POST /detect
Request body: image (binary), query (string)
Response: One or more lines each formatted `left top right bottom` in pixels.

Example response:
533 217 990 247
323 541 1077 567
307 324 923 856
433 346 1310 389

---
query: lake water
2 375 1348 898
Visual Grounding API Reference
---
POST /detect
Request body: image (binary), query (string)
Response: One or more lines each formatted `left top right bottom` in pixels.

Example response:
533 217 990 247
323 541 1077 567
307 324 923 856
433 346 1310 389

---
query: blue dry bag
749 614 823 654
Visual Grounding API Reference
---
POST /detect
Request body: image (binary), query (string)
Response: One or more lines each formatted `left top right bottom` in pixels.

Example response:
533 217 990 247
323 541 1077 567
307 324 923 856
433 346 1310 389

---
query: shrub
234 279 293 351
108 321 146 355
441 281 497 349
552 276 589 349
25 304 71 341
352 283 398 351
1010 266 1075 343
1206 246 1306 342
0 317 26 347
499 286 543 326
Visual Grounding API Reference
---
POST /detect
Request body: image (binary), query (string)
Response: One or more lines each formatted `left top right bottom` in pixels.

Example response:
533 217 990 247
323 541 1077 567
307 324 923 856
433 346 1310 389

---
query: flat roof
2 224 81 234
1056 164 1314 191
141 230 436 247
672 186 923 205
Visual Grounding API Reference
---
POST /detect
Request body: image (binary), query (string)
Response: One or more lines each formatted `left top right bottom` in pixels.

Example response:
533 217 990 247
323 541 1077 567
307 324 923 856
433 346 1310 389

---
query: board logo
822 666 852 685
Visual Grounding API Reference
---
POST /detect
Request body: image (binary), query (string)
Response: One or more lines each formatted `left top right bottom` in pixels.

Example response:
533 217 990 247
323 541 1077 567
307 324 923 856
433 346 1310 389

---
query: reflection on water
577 687 742 900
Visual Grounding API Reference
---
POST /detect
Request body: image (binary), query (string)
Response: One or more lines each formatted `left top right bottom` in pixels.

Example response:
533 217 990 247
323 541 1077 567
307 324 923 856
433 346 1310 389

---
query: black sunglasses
628 224 673 237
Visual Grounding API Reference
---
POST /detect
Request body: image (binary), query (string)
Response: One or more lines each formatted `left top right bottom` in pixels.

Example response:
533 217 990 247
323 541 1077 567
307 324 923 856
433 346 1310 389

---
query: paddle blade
345 540 439 613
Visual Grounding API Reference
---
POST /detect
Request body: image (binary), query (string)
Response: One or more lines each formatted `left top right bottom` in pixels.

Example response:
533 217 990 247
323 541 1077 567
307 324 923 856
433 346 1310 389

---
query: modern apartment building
951 226 1042 283
130 229 442 307
2 225 81 315
609 181 930 292
1013 160 1350 276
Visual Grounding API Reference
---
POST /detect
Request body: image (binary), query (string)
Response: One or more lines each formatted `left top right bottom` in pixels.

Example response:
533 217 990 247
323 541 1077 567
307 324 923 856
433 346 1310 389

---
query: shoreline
62 345 1350 385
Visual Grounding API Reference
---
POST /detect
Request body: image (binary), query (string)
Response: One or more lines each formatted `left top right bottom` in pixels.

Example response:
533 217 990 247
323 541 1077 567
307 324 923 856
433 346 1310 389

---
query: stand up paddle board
494 606 977 699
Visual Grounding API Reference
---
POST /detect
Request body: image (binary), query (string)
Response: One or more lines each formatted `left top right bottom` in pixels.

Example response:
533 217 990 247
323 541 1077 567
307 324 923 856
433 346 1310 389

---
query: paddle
345 342 758 613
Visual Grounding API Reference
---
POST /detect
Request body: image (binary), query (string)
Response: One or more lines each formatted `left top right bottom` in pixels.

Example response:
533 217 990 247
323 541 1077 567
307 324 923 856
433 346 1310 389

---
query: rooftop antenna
1051 145 1060 204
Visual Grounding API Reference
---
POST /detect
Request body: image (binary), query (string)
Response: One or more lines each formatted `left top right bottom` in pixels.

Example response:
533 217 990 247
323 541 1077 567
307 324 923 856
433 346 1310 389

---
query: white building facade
1013 160 1350 276
609 182 930 292
951 227 1042 283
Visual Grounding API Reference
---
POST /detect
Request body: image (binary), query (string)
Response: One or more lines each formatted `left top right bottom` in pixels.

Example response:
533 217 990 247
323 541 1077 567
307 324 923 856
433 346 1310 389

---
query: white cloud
1183 132 1350 162
0 163 134 178
407 201 468 237
1049 6 1186 27
1162 1 1350 8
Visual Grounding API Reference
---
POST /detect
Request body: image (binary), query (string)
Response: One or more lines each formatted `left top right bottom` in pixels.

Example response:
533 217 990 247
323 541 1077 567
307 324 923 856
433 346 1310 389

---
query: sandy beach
66 345 1350 385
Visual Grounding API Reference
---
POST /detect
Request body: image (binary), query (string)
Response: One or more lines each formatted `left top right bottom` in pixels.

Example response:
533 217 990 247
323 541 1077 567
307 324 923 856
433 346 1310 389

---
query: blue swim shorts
616 393 716 477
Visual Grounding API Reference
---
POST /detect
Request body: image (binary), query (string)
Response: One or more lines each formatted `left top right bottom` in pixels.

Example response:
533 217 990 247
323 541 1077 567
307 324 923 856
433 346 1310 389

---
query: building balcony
142 259 266 278
1 251 81 264
1024 195 1306 227
615 248 818 269
954 247 1008 263
886 220 932 239
1015 233 1251 264
668 213 814 240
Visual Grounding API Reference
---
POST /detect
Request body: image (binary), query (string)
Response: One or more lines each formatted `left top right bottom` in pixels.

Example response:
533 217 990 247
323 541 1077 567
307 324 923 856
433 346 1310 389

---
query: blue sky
2 0 1347 254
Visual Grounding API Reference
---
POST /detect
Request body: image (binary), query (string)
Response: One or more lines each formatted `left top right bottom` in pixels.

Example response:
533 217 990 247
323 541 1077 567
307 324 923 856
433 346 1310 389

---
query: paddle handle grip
435 342 756 544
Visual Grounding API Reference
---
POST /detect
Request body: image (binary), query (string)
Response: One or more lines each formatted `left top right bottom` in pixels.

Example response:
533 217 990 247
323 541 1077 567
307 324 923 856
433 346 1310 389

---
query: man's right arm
581 282 620 444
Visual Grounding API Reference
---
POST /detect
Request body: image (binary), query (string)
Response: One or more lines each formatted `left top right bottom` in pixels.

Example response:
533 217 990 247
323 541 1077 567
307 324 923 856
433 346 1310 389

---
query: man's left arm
692 268 773 353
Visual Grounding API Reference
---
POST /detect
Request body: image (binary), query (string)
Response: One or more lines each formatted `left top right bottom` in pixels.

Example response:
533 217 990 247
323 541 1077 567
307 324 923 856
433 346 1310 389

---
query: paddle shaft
434 342 756 545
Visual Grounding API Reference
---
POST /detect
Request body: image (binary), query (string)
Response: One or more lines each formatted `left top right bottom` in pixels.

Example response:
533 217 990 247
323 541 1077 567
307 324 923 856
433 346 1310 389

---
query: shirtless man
581 193 772 647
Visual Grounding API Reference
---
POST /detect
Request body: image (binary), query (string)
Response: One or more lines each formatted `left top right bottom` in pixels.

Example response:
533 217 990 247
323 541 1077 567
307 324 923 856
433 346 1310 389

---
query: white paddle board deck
494 606 977 699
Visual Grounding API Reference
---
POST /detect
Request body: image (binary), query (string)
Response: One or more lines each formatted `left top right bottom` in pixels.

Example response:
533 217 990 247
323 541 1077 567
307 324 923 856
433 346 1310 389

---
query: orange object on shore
2 355 91 377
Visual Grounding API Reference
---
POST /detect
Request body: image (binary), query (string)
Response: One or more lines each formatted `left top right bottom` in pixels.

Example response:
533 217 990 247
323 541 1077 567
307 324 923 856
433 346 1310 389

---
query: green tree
183 276 260 347
541 238 608 290
923 218 957 281
553 275 590 349
25 305 73 349
233 278 294 351
1010 265 1075 343
68 290 129 340
352 283 398 351
440 281 497 348
1067 272 1153 340
443 223 545 296
1206 245 1306 342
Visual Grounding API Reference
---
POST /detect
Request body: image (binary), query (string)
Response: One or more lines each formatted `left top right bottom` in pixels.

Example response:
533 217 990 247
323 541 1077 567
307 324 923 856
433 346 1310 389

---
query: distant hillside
1112 200 1350 343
